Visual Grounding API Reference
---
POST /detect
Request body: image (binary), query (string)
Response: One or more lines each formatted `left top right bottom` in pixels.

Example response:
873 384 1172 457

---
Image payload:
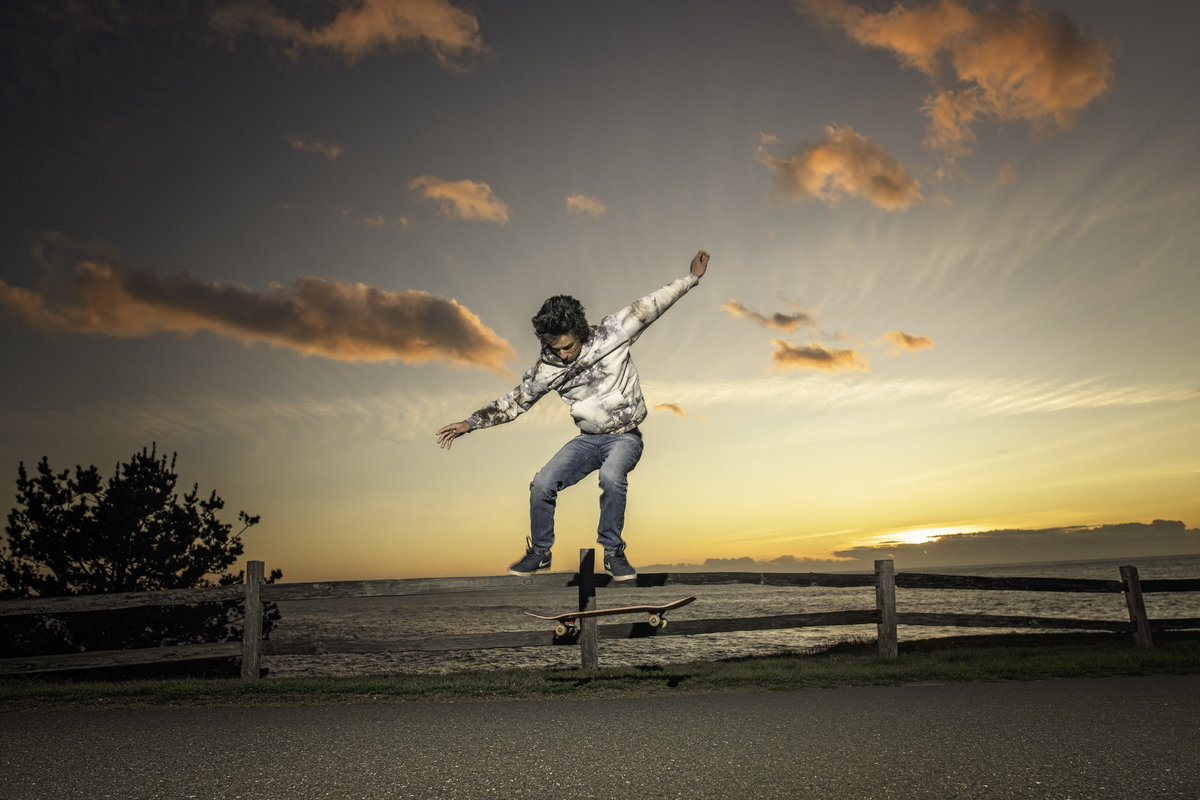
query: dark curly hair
531 295 591 348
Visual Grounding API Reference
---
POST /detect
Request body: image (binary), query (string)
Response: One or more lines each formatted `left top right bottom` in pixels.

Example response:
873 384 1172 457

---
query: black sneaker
508 538 552 576
603 545 636 581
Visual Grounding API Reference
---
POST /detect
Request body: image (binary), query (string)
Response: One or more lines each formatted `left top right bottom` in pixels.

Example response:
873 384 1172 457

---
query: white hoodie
466 272 700 435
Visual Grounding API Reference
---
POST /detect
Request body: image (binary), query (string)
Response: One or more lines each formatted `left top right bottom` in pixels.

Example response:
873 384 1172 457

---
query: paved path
3 675 1198 799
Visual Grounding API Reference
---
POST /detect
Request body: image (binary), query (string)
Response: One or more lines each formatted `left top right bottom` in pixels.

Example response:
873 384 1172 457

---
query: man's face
548 333 582 364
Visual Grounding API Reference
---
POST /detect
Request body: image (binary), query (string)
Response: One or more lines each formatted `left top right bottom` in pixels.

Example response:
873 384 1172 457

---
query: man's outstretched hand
691 250 710 278
435 421 471 450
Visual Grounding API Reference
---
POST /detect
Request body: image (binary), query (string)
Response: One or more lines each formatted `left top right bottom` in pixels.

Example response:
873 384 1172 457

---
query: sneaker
604 545 637 581
508 538 552 576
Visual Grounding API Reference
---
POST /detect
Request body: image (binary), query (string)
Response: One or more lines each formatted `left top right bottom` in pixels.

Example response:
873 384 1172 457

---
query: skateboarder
436 250 710 580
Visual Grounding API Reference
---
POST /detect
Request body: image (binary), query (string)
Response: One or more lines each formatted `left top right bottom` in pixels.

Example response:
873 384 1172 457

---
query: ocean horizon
264 553 1200 679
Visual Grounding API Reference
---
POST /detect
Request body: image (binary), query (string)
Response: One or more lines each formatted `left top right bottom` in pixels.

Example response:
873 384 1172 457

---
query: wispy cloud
26 370 1188 462
772 339 869 372
641 374 1198 423
880 330 934 354
566 194 608 218
284 132 344 160
358 215 410 230
47 0 132 35
721 299 815 332
0 379 527 449
757 126 923 211
798 0 1117 175
0 242 515 373
409 175 511 224
341 210 411 231
211 0 485 72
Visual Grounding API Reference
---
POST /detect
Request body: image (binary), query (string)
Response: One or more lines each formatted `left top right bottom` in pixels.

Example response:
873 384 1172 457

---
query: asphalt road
2 675 1198 800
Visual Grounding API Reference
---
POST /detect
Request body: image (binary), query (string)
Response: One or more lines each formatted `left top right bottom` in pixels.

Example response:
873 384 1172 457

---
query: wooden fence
2 551 1198 678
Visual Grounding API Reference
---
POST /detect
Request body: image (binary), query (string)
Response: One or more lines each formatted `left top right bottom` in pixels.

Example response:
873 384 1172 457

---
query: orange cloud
566 194 608 218
409 175 511 224
881 330 934 353
772 339 868 372
920 88 979 173
0 260 514 374
800 0 1116 171
654 403 686 418
284 133 344 160
757 125 923 211
211 0 485 72
721 299 814 332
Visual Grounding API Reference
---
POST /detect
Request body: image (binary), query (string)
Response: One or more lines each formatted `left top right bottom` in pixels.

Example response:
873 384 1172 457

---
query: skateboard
525 596 696 637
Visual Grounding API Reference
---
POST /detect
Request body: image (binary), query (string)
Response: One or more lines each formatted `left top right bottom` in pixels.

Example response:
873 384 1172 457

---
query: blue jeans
529 431 644 552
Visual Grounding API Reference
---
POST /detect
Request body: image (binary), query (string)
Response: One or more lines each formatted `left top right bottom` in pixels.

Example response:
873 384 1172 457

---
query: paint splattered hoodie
466 272 701 435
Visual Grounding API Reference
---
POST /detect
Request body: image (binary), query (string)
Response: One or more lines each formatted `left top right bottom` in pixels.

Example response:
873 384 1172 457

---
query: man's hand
435 421 471 450
691 250 710 278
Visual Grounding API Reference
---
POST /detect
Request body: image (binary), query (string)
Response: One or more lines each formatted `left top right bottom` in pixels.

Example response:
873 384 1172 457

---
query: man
436 250 710 579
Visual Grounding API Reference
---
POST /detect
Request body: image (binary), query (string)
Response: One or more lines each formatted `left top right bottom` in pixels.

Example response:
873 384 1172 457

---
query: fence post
875 559 898 659
1119 565 1153 648
241 560 265 680
579 549 599 670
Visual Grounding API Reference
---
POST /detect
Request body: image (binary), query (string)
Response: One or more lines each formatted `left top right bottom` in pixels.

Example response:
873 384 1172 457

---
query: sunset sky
2 0 1197 582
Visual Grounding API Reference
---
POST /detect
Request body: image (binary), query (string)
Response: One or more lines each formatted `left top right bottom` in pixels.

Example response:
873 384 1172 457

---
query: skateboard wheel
555 623 568 637
660 617 668 630
649 614 662 628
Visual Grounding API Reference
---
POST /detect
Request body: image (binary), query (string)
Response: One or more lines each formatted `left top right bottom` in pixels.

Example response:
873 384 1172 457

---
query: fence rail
2 553 1198 678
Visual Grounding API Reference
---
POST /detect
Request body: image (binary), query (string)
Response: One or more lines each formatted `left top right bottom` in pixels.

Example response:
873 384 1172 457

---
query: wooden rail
1 554 1198 678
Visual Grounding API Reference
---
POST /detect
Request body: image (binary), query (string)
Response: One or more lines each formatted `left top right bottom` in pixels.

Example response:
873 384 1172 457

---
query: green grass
3 632 1198 711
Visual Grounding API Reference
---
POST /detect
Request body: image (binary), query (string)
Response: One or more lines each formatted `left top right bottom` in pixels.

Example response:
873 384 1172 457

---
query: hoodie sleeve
465 361 554 430
612 273 701 343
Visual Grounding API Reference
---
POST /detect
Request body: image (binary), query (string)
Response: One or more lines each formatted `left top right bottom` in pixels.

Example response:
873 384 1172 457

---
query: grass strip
3 632 1198 711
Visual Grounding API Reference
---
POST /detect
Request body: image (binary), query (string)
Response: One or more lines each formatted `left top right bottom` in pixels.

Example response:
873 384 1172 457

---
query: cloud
284 132 344 160
919 88 979 173
566 194 608 218
643 555 858 573
799 0 1117 171
721 299 815 332
341 210 411 230
881 330 934 354
654 402 686 418
642 520 1199 572
0 248 515 373
46 0 132 35
757 126 923 211
357 215 409 230
772 339 869 372
997 163 1018 186
641 375 1196 427
210 0 485 72
724 299 927 372
833 520 1200 568
409 175 511 224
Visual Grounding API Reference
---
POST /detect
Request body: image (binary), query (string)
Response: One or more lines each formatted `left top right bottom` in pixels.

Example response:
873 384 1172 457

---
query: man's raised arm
614 250 710 342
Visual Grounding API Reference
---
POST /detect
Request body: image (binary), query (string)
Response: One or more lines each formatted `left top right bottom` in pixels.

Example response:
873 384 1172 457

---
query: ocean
263 553 1200 678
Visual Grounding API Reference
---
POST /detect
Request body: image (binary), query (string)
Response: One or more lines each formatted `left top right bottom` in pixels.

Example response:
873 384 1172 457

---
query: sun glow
866 525 990 547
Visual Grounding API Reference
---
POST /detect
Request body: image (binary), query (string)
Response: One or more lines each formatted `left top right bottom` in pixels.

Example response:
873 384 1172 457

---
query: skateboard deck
525 596 696 636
